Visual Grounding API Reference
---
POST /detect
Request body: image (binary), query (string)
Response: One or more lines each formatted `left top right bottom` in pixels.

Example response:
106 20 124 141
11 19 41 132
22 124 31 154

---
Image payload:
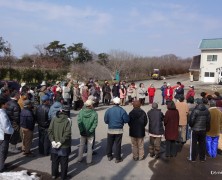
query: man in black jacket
188 98 211 162
147 102 164 159
35 95 51 155
6 91 21 153
128 100 147 161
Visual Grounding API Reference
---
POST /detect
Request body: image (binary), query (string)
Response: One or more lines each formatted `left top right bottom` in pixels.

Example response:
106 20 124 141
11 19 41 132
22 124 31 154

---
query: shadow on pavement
148 143 222 180
67 138 107 178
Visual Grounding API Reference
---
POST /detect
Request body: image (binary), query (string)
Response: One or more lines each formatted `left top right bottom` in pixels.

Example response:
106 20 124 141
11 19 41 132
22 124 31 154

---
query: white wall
199 50 222 83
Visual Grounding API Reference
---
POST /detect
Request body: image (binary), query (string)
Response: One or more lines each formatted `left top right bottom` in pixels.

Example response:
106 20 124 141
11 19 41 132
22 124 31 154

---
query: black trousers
106 133 123 160
165 140 177 157
0 134 10 171
190 130 206 161
102 92 106 103
10 128 20 145
38 127 51 155
139 98 145 105
51 153 69 180
104 99 111 105
73 100 80 110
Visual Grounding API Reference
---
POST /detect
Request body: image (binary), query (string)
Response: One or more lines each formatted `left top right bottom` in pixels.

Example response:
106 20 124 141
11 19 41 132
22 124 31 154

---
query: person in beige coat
175 95 189 143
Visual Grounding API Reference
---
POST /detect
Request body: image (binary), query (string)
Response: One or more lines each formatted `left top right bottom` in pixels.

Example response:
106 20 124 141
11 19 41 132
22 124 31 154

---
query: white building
189 38 222 83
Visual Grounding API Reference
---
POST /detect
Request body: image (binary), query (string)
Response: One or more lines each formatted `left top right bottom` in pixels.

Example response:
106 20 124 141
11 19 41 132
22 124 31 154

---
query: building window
204 72 215 77
207 55 217 61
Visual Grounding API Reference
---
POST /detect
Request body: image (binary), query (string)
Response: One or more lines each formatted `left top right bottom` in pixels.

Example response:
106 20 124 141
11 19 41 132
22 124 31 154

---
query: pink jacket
119 88 126 98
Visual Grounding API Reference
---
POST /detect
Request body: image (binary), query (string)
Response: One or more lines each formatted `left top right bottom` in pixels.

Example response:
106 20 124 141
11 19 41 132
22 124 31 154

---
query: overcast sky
1 0 222 58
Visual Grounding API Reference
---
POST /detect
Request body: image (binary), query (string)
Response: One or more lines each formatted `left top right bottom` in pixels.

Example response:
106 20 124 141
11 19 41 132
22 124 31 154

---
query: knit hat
167 83 170 87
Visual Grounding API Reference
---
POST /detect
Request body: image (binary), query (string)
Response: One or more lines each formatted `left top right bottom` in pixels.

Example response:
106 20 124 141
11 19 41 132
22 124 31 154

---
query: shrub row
0 68 68 83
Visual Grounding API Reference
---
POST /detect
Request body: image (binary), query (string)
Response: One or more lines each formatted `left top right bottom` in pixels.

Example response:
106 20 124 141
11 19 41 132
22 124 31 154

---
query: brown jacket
175 101 189 126
207 107 222 136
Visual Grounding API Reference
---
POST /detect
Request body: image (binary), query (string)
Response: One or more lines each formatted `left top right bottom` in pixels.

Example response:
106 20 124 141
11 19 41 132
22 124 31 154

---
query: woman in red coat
164 101 179 157
147 84 156 104
164 83 174 105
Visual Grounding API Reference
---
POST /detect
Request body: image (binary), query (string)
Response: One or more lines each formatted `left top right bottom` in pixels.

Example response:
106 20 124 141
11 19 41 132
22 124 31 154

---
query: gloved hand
55 142 61 148
51 141 57 148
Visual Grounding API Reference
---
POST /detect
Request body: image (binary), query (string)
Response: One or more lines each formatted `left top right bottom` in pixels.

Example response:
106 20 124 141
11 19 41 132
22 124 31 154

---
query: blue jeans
206 136 219 158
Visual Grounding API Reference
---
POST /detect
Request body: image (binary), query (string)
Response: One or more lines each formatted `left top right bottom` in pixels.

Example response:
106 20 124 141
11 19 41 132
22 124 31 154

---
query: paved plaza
5 75 222 180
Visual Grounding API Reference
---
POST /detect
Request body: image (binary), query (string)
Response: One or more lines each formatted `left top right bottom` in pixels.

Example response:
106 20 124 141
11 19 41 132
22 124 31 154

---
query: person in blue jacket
104 97 129 163
160 82 167 105
48 95 64 121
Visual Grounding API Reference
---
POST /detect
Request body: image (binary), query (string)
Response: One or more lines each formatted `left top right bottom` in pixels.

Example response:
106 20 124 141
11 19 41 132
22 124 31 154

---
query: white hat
21 82 26 87
41 81 46 86
167 83 171 87
84 99 94 106
56 81 61 85
113 97 120 104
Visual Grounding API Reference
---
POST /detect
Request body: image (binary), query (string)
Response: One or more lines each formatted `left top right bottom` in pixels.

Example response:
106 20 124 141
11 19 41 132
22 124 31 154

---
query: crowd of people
0 79 222 179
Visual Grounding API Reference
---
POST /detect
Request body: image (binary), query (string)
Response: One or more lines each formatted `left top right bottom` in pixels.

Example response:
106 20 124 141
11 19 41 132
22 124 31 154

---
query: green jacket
48 112 71 148
77 107 98 137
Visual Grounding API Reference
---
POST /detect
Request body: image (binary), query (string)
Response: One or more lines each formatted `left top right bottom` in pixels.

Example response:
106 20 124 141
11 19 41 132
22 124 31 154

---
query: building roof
189 55 200 71
199 38 222 50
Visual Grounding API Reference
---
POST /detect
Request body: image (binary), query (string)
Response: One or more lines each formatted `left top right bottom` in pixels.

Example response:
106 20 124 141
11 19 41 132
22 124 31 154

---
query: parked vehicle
151 69 161 80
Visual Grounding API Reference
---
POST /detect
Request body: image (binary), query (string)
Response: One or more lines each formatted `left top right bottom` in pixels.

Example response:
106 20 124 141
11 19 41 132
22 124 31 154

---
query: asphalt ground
4 74 222 180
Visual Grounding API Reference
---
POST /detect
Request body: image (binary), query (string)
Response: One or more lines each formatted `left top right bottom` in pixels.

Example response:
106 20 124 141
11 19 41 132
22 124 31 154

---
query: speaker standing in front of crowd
0 98 14 172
